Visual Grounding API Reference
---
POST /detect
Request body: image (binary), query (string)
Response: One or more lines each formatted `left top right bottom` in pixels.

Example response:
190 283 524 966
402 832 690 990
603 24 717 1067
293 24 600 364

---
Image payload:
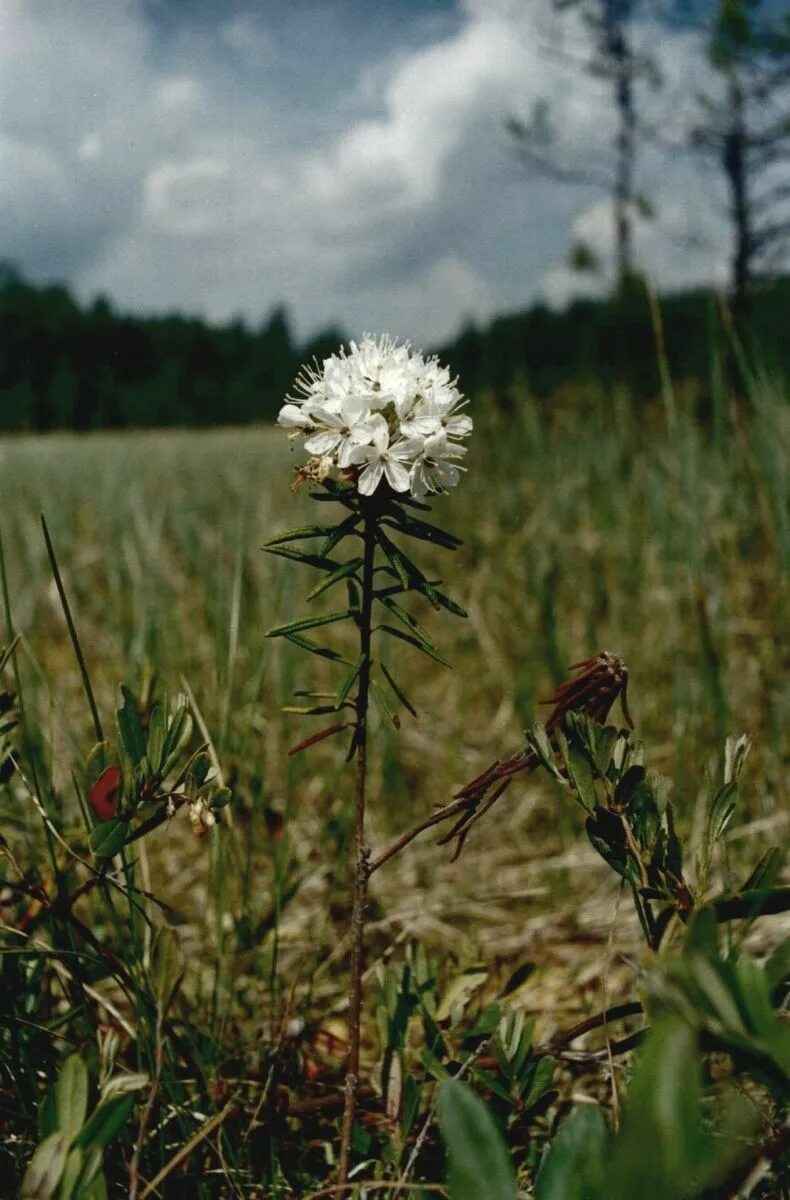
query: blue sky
0 0 746 345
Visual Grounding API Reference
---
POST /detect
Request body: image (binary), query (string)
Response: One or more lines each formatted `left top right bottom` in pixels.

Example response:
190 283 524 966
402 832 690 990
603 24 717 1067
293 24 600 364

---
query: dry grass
1 385 788 1121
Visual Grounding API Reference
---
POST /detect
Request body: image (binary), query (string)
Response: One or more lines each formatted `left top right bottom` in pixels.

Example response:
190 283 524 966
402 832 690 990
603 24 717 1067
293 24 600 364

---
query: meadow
1 372 788 1197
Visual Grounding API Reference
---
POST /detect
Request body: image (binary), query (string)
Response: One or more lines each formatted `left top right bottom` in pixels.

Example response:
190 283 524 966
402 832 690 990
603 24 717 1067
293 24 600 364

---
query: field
1 378 789 1196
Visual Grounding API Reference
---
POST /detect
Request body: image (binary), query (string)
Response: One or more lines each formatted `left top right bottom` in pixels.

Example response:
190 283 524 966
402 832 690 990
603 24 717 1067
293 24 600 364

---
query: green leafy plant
21 1051 148 1200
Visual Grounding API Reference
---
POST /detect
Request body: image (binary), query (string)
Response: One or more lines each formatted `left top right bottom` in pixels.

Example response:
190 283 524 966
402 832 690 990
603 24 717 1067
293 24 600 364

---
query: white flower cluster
277 334 472 498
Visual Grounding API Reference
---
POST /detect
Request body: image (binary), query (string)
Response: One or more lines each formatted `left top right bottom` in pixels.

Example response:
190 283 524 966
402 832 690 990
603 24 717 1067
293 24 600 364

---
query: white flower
348 418 417 496
409 432 467 500
278 403 315 433
399 395 473 441
303 395 379 468
189 796 216 836
277 334 472 499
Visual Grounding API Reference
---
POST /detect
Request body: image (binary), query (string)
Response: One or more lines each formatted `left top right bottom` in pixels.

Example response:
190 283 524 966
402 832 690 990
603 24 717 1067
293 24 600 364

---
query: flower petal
383 459 410 492
304 430 342 455
358 460 384 495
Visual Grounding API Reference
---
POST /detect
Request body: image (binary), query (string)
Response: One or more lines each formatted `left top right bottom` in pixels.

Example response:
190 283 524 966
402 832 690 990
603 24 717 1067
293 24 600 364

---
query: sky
0 0 740 346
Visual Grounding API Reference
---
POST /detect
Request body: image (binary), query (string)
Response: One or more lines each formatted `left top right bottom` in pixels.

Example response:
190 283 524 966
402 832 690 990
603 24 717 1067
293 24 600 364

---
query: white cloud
0 0 743 346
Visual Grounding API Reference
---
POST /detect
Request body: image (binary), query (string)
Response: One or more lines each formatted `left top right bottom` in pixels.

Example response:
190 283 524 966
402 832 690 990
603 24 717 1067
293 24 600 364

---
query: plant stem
337 505 376 1185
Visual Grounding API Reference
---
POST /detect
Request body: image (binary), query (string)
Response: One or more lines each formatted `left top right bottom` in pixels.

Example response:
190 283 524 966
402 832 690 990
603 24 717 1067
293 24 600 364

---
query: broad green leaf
212 786 232 808
534 1106 608 1200
75 1095 135 1150
436 967 488 1023
765 937 790 994
306 556 363 601
525 724 564 782
116 685 146 767
189 750 212 787
150 925 182 1015
566 747 597 811
60 1146 83 1200
379 624 450 667
437 1078 517 1200
267 610 350 638
20 1131 70 1199
83 742 115 797
521 1054 556 1110
89 819 127 860
56 1054 89 1142
38 1085 57 1140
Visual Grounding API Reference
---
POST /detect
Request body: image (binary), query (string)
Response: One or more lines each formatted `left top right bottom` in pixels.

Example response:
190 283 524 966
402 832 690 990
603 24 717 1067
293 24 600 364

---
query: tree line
1 264 788 433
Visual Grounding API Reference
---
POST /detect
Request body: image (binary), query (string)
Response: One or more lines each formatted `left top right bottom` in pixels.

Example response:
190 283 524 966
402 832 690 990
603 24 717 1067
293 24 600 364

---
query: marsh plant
266 334 473 1181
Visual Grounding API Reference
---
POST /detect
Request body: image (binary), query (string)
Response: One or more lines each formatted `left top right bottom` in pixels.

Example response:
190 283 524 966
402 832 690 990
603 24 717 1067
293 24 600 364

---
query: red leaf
90 765 122 822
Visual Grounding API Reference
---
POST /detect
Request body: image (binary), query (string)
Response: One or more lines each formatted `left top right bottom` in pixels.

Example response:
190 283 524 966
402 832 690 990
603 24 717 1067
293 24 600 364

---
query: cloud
0 0 738 346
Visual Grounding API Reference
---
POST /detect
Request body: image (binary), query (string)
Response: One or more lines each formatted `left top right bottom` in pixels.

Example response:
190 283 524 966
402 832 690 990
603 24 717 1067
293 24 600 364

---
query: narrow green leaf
161 705 193 777
433 588 468 618
370 678 401 728
379 595 440 649
281 703 341 715
740 846 782 892
282 632 349 662
376 530 412 588
382 514 462 550
41 513 104 744
56 1054 89 1142
380 663 418 717
262 544 340 571
306 557 364 601
146 704 166 775
336 658 363 709
262 524 339 547
89 820 127 860
320 513 361 556
378 624 450 666
267 610 350 638
116 686 146 768
437 1078 517 1200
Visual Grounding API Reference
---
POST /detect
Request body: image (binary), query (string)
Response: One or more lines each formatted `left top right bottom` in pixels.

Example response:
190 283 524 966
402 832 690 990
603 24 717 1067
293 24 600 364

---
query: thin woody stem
337 505 376 1185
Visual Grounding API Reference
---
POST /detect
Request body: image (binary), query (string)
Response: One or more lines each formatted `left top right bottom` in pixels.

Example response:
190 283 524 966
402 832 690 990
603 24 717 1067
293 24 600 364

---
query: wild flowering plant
278 333 472 498
266 334 472 1181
